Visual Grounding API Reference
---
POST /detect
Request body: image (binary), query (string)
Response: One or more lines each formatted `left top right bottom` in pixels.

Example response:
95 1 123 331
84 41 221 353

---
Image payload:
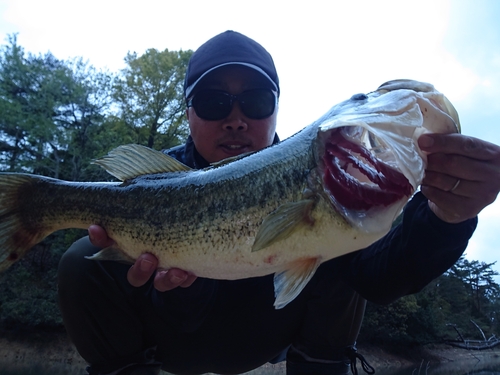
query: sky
1 0 499 278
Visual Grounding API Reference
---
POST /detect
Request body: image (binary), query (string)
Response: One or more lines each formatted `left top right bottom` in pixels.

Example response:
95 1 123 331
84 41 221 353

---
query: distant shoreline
1 329 499 373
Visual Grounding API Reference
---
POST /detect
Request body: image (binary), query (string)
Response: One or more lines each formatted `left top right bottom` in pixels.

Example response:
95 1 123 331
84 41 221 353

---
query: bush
0 229 86 331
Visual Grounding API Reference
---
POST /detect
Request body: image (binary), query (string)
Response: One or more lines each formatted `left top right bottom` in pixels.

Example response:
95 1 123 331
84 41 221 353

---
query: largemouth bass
0 80 459 308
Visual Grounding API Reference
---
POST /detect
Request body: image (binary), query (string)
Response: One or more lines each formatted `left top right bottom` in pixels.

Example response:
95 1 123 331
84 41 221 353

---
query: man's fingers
418 133 500 223
420 185 476 223
154 268 197 292
127 253 158 287
180 274 198 288
419 133 500 161
88 225 115 248
422 170 484 197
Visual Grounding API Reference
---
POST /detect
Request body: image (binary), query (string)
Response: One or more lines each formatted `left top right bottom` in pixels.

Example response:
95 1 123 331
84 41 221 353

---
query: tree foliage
0 34 70 175
113 48 192 150
361 257 500 346
0 34 118 181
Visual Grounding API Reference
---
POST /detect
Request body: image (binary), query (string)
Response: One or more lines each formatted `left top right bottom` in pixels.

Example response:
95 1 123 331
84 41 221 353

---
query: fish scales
0 79 461 308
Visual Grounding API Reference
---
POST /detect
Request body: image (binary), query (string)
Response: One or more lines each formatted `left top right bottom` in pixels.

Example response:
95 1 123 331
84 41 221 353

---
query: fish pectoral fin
92 144 192 181
252 200 315 252
85 247 136 265
273 257 322 309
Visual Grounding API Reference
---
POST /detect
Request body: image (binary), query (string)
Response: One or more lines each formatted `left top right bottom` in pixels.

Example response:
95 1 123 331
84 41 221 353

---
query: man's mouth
219 142 251 155
223 144 246 150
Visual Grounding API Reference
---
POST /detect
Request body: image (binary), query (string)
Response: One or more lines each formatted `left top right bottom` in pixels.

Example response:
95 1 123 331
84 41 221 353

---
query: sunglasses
187 88 277 121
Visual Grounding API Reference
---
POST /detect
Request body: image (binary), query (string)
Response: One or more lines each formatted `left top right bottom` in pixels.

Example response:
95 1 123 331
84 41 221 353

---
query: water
374 357 500 375
2 358 500 375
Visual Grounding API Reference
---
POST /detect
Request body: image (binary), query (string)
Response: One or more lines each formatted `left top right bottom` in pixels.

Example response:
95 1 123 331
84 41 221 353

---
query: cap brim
185 62 279 98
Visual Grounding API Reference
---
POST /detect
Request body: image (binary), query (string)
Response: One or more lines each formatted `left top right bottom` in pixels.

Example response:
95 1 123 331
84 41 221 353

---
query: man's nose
222 103 248 131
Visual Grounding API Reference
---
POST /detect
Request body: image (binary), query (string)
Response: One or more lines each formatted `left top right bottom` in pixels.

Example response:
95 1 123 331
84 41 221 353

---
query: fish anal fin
252 199 315 252
92 144 192 181
273 257 322 309
85 247 136 265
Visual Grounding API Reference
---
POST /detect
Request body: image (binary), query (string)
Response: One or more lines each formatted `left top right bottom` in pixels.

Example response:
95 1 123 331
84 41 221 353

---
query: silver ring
450 179 461 192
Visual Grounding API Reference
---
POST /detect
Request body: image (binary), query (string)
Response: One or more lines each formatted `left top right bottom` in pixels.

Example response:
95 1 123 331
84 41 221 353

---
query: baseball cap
184 30 280 98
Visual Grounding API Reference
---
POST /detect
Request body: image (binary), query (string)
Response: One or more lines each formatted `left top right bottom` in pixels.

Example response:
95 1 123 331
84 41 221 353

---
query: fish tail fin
0 173 45 273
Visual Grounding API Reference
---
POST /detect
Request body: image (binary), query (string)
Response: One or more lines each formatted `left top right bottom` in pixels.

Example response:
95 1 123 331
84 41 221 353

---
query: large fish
0 80 459 308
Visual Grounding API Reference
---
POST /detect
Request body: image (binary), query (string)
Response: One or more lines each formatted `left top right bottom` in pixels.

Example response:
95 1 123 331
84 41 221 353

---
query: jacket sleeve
338 192 478 305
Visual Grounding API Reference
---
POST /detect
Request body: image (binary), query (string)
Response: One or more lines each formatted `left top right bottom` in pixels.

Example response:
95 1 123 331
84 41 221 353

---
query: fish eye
351 93 368 101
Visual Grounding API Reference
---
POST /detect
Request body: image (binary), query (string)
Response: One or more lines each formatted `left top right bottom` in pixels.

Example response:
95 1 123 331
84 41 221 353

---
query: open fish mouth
322 126 413 211
314 81 460 228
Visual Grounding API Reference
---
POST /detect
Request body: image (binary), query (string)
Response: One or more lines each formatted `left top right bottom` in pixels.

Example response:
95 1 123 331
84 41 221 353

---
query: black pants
58 237 366 374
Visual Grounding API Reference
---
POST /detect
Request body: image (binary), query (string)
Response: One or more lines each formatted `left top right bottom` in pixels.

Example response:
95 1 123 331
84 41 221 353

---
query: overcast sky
1 0 499 277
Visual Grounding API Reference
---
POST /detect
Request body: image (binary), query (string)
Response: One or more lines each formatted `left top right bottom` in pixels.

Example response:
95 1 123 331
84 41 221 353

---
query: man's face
186 65 278 164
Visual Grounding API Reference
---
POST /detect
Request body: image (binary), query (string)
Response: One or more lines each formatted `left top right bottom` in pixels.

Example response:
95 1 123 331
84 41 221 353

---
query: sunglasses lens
239 89 276 119
192 91 232 121
191 89 276 121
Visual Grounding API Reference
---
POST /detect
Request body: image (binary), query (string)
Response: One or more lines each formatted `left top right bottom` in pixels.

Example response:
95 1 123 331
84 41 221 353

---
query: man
58 30 500 375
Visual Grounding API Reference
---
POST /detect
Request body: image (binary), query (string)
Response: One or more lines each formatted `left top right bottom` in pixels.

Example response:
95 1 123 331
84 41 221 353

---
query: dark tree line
0 36 499 349
360 257 500 346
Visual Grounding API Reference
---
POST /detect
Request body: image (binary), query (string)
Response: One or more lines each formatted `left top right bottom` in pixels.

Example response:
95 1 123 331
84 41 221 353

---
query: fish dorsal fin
85 247 136 265
252 200 314 252
93 144 192 181
274 257 322 309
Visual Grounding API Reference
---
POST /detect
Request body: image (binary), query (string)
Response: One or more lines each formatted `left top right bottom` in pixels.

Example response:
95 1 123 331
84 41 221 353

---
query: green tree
403 275 468 344
446 258 500 335
361 258 500 346
0 34 116 181
361 295 420 344
0 229 86 330
50 58 122 181
0 34 69 174
113 48 193 150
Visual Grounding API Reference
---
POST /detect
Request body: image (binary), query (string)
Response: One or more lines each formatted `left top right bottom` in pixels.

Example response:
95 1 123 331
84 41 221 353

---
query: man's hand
418 133 500 223
88 225 197 291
